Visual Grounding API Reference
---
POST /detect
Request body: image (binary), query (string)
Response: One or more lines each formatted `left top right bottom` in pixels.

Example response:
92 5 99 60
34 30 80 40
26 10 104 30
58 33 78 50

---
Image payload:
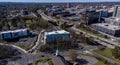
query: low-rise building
46 6 62 13
91 23 120 36
12 29 29 38
44 30 70 44
105 17 120 26
0 28 29 40
2 31 12 40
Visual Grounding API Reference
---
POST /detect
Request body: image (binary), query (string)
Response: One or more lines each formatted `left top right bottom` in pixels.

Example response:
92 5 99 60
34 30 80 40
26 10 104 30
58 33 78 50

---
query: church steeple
55 49 60 56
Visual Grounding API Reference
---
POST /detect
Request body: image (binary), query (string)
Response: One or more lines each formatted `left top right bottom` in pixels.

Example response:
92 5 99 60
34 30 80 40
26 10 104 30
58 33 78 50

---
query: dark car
28 63 32 65
41 55 45 57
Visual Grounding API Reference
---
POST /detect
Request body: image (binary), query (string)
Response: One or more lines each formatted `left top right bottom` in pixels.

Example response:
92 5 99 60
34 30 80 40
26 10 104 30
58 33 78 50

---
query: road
90 52 120 65
0 10 58 65
11 45 27 54
0 29 46 65
94 39 114 48
37 10 60 30
3 30 45 54
37 9 120 65
0 43 27 54
70 27 115 48
0 53 50 65
37 10 57 22
60 43 120 65
28 30 45 53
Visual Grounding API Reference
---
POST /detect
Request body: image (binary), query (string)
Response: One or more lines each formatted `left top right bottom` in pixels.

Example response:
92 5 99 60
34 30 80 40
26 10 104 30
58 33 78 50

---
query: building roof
1 28 28 34
52 56 69 65
1 31 12 34
92 23 120 31
96 9 108 12
106 17 120 22
45 30 70 35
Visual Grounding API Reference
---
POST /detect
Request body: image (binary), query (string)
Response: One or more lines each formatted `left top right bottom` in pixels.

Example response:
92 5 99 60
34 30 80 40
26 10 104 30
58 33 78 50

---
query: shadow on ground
0 60 8 65
76 58 89 64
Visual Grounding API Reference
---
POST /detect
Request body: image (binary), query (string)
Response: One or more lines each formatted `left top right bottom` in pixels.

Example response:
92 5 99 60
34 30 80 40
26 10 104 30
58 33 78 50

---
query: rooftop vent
105 24 109 26
55 31 58 33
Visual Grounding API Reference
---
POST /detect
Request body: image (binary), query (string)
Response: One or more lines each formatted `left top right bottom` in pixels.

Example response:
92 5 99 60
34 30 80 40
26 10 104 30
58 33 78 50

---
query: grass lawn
80 27 106 38
94 48 120 64
16 44 33 51
95 60 107 65
26 20 32 24
57 18 70 23
93 48 113 59
0 41 7 44
83 43 90 46
32 58 53 65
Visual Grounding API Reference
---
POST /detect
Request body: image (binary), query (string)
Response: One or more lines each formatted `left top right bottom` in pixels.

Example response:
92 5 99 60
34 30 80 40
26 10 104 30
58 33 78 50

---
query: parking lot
7 35 38 50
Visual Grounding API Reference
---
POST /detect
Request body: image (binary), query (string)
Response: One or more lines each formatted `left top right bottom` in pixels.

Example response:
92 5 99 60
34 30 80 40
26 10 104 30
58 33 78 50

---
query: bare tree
69 49 78 61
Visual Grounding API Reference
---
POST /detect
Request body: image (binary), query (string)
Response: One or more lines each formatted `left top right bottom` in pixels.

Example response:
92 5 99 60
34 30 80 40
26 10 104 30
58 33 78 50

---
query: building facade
104 5 120 26
44 30 70 44
0 28 29 40
91 23 120 36
105 17 120 26
113 5 120 18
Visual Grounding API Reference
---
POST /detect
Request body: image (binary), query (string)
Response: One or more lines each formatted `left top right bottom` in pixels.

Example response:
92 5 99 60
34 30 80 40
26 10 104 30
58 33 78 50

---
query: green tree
112 46 120 59
0 45 16 59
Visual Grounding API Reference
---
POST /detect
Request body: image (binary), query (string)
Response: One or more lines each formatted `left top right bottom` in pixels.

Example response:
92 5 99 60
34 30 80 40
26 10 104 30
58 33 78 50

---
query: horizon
0 0 120 3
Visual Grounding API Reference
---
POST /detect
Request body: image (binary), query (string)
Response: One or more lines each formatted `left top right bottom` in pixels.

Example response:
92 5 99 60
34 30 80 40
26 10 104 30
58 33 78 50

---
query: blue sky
0 0 120 2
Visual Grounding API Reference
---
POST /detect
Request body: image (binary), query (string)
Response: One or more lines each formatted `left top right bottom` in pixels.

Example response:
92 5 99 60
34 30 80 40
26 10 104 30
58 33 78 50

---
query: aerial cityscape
1 0 120 65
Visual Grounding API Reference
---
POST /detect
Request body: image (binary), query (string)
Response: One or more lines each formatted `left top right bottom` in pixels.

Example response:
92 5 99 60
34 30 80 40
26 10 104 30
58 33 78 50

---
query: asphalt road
37 10 57 22
70 27 115 48
0 53 49 65
28 30 45 53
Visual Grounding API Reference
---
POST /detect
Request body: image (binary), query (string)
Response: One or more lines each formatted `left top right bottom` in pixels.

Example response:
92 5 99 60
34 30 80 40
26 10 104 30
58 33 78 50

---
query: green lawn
0 41 7 44
80 27 106 38
93 48 113 59
26 20 32 24
95 60 107 65
16 44 33 51
32 58 53 65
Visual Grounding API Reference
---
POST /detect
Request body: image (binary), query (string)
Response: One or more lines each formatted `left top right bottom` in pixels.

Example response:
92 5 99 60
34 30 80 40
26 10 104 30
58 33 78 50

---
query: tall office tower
67 3 71 8
113 5 120 18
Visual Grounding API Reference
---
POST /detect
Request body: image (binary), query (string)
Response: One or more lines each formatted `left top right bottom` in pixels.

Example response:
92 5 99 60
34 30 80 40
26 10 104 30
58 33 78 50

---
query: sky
0 0 120 2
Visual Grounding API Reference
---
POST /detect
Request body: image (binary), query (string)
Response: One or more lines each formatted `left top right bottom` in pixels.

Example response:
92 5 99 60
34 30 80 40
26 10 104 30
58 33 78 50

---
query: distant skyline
0 0 120 2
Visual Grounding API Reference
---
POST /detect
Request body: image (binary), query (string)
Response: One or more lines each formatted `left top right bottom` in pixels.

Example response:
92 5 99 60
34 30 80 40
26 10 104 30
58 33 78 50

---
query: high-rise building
113 5 120 18
21 9 29 15
67 3 71 8
98 9 108 23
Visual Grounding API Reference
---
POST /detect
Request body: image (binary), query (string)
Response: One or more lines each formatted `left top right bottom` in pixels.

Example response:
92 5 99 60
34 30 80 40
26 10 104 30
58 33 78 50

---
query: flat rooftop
1 28 28 34
45 30 69 35
106 17 120 22
92 23 120 31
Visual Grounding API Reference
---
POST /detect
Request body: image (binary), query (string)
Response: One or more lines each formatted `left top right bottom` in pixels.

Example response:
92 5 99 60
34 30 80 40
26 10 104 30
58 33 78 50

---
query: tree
104 35 108 39
69 49 78 61
39 44 53 52
0 45 17 59
112 63 117 65
112 46 120 59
